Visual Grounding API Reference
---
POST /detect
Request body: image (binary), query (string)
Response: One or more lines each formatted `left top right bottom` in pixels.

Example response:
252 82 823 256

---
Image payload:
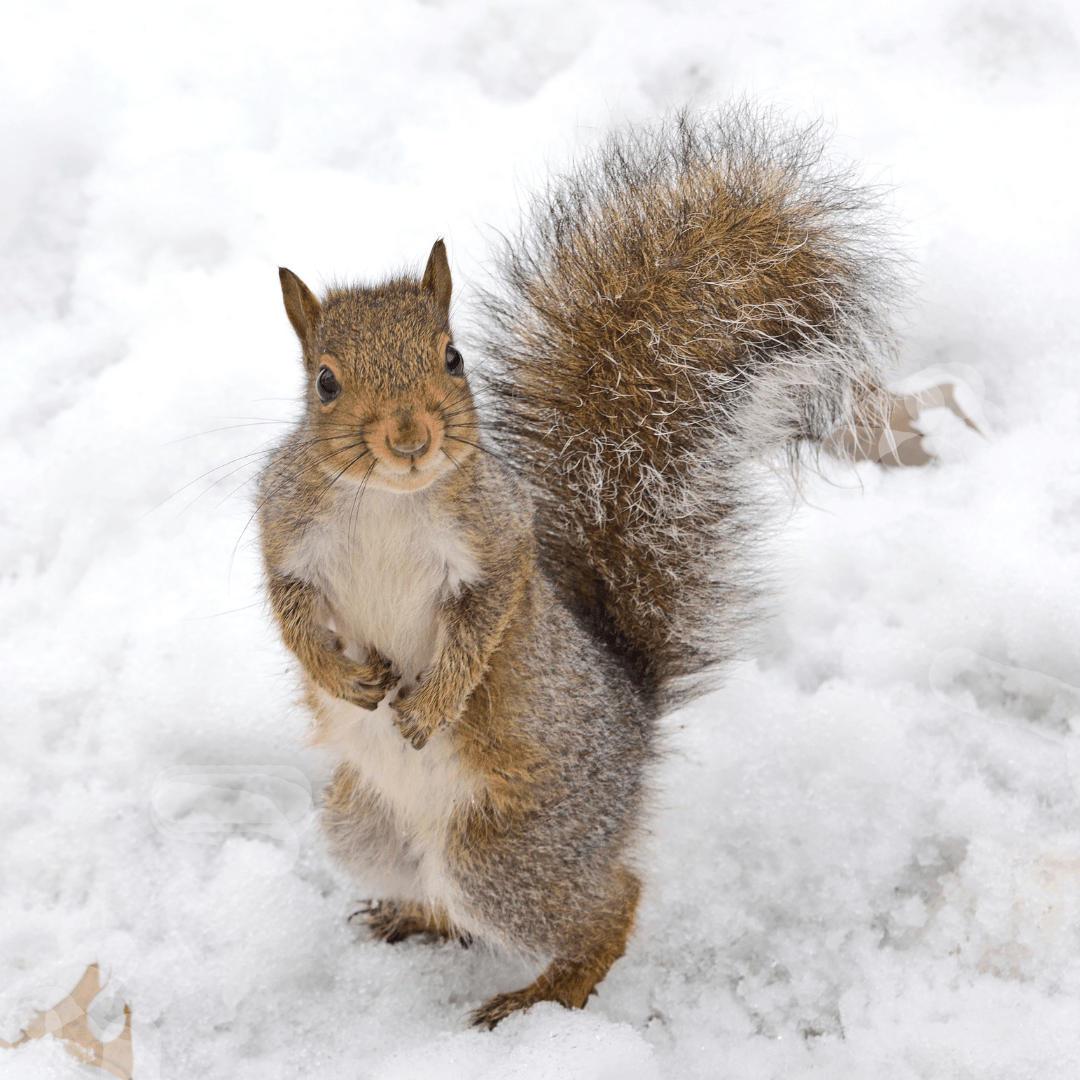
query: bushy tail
480 106 904 709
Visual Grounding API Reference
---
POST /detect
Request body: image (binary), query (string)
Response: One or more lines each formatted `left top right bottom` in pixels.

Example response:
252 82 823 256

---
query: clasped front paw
337 651 399 711
390 690 447 750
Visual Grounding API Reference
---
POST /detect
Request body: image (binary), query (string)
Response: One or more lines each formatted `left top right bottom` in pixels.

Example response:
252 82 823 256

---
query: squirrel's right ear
421 240 452 320
278 267 323 361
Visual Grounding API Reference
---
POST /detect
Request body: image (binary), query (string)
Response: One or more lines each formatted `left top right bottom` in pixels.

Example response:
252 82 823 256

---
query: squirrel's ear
278 267 323 359
421 239 452 319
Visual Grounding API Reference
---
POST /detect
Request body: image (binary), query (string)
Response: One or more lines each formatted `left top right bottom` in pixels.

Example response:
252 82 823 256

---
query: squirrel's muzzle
385 407 434 462
353 398 460 491
387 432 432 460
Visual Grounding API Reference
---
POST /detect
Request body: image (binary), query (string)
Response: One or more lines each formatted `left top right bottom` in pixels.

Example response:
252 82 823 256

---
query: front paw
333 652 399 711
353 650 399 692
390 690 447 750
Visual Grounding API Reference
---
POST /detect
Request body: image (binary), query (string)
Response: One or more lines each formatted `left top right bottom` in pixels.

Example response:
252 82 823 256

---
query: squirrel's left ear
279 267 323 369
421 239 452 319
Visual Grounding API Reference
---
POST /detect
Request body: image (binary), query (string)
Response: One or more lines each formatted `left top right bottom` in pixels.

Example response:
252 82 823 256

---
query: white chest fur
284 483 483 907
287 484 481 679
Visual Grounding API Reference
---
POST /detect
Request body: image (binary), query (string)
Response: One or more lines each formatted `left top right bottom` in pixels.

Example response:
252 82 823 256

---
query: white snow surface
2 1 1080 1077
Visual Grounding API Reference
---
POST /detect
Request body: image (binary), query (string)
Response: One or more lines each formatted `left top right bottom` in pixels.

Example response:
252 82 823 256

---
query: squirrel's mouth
367 415 445 489
319 401 477 493
327 449 451 494
369 455 451 493
351 423 457 493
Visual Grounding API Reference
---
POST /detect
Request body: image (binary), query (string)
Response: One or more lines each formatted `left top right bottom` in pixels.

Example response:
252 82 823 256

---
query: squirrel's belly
292 490 485 912
318 544 446 680
311 686 479 909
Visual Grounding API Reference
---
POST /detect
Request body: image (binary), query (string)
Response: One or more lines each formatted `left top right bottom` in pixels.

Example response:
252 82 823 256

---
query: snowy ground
2 1 1080 1077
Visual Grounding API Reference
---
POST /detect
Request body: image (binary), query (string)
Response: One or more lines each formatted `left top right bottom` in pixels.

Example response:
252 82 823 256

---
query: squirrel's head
278 240 477 494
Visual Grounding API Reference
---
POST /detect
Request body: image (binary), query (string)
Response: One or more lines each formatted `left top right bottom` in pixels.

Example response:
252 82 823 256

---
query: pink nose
388 432 431 460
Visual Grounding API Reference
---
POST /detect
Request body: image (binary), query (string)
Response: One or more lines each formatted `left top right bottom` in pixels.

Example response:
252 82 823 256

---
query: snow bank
2 0 1079 1076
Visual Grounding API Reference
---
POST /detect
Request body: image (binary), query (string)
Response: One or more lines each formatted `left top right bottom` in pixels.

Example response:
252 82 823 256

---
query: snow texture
2 0 1079 1077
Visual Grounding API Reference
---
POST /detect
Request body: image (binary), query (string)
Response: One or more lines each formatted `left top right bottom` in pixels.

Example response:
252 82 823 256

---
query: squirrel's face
278 242 478 495
306 324 475 494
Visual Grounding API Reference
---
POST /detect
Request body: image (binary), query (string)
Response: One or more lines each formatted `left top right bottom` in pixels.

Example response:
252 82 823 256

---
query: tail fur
480 105 904 708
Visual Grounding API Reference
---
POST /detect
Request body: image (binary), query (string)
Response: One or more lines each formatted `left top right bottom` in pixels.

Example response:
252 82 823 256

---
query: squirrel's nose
387 431 432 460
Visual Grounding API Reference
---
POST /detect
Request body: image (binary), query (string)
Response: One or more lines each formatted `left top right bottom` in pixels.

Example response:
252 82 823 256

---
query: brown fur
256 108 903 1029
267 576 399 710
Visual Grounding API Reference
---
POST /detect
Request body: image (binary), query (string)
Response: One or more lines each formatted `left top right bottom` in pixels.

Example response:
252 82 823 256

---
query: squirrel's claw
469 989 538 1030
393 712 443 750
342 684 388 711
390 690 446 750
350 898 471 946
331 652 399 711
355 651 399 689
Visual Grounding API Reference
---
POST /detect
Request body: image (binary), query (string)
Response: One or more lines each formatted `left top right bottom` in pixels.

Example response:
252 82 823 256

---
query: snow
2 0 1079 1076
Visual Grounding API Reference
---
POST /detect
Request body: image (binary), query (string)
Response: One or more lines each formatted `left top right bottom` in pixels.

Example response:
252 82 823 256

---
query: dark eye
315 365 341 403
445 343 464 377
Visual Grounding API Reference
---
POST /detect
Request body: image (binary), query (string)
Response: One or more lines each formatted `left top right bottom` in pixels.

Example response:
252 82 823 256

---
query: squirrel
256 106 901 1029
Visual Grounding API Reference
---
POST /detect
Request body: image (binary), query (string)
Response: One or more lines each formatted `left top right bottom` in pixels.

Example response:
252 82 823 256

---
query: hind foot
470 869 641 1029
349 899 469 946
470 955 609 1030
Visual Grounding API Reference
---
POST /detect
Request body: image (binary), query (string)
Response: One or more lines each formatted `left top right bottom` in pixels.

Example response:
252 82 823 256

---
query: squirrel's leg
469 868 640 1030
391 560 529 749
351 899 469 945
267 575 398 709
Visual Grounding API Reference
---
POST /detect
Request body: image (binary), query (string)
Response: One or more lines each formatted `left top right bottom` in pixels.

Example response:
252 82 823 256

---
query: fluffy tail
480 106 904 709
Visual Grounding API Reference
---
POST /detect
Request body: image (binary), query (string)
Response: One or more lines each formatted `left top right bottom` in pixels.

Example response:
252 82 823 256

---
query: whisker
441 444 466 477
348 458 379 548
229 440 373 569
442 435 523 476
305 445 374 508
168 419 295 444
182 603 265 620
440 405 481 422
143 444 287 519
158 419 373 519
440 444 502 534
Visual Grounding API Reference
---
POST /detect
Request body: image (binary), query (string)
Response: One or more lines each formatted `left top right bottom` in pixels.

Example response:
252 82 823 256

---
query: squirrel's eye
445 343 465 377
315 365 341 403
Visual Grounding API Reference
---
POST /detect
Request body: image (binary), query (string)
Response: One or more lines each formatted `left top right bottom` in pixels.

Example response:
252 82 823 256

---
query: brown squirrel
257 107 900 1028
